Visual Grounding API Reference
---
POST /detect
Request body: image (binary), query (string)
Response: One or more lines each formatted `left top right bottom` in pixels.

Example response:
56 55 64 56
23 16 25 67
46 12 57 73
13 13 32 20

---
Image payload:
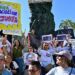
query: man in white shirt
0 35 12 54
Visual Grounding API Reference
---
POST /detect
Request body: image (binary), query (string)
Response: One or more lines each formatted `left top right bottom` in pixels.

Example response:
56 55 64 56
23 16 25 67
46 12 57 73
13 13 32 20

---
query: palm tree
59 19 75 30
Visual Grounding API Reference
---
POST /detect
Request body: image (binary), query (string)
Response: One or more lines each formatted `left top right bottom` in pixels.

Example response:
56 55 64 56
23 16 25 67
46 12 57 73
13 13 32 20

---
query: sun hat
55 50 72 60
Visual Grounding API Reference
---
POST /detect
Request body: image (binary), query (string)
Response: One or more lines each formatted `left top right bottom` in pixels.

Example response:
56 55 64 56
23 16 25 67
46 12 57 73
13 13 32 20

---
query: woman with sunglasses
46 50 75 75
38 42 54 73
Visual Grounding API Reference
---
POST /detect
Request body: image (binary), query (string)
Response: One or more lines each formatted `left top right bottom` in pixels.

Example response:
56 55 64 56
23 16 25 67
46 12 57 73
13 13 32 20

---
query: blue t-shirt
46 66 75 75
2 69 13 75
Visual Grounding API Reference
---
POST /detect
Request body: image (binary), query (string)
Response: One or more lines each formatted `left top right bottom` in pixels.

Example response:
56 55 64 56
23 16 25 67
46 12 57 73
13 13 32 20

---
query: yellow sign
0 1 21 30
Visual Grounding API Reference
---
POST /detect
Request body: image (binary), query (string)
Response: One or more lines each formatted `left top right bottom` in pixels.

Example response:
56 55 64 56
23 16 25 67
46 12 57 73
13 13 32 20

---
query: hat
55 50 72 60
0 53 5 60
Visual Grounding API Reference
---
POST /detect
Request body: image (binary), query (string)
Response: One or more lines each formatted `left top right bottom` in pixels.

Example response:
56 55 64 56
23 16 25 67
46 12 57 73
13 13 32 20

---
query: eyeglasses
29 48 33 49
45 45 49 46
29 47 33 49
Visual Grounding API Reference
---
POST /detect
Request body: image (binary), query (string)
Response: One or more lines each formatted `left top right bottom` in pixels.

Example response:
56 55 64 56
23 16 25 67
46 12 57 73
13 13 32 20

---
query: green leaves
59 19 75 30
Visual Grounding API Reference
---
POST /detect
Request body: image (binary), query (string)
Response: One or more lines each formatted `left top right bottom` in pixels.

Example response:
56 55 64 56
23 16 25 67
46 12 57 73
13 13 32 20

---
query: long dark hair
65 58 75 67
13 39 22 48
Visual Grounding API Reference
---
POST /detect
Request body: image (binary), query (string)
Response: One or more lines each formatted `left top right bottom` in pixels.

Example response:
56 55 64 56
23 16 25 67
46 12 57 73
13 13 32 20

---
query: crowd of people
0 34 75 75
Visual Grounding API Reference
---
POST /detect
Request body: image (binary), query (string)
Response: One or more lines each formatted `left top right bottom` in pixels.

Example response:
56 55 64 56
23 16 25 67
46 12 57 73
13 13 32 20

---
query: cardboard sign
42 34 52 43
0 1 21 30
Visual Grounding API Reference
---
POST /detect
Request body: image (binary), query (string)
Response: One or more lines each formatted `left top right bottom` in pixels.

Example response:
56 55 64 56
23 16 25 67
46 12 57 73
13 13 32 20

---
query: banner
0 1 21 30
3 30 22 36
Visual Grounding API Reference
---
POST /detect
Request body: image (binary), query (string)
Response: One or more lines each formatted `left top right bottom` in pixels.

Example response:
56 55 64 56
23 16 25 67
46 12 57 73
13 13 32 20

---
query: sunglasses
57 55 65 58
28 69 39 72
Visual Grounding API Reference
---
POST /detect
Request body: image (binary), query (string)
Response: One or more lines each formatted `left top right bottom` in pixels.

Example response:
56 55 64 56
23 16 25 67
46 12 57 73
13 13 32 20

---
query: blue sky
5 0 75 35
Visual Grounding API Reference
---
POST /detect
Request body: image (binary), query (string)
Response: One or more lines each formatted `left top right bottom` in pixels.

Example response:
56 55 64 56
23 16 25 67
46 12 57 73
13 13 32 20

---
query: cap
0 53 5 60
55 50 72 60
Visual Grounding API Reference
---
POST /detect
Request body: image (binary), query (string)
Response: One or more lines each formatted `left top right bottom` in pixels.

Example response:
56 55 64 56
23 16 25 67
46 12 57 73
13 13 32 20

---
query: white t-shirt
0 40 11 53
46 66 75 75
38 49 54 67
57 46 69 52
12 61 19 69
23 52 38 65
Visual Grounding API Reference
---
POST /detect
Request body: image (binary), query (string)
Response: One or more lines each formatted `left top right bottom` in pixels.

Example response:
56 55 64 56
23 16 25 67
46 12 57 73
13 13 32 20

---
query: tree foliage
59 19 75 29
29 2 55 40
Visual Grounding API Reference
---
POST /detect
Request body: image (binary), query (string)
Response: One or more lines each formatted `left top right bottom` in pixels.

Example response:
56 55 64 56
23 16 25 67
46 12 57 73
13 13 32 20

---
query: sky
2 0 75 35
